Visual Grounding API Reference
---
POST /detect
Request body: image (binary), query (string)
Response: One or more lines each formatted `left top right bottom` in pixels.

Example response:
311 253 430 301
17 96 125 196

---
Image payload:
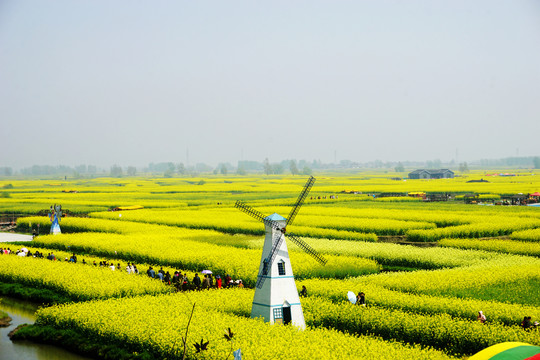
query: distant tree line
261 159 313 176
103 156 540 178
2 156 539 178
18 164 99 176
479 156 540 168
0 167 13 176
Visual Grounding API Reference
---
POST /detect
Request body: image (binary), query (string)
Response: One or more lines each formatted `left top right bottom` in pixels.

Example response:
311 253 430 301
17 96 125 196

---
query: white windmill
235 176 327 329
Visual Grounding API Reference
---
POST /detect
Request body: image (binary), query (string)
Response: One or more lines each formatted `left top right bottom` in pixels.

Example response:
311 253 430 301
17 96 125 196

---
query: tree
127 166 137 176
177 163 186 175
75 164 87 174
238 160 263 171
427 159 442 169
534 157 540 169
289 160 299 175
236 166 246 175
195 163 212 172
394 162 405 172
459 162 469 173
220 164 228 175
263 158 272 175
0 167 13 176
110 164 123 177
302 166 312 176
164 169 174 177
272 163 284 174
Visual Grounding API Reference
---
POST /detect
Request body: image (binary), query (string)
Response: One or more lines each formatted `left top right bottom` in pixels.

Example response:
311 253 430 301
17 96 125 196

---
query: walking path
0 232 33 242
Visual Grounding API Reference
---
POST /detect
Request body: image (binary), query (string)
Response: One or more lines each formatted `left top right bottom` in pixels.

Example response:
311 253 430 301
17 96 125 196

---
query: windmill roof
265 213 286 221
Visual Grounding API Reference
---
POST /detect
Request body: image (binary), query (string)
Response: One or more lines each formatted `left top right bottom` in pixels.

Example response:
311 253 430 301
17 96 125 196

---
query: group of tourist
2 247 46 258
2 247 14 254
310 195 337 200
145 267 244 291
3 246 245 292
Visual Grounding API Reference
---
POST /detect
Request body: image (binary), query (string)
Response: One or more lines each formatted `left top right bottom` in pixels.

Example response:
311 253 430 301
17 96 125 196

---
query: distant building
408 169 454 179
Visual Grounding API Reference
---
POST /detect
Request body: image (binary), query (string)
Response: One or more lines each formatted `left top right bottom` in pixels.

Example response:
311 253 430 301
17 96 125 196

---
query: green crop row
298 279 540 327
0 254 171 301
28 231 381 287
296 238 508 270
439 238 540 257
406 217 540 242
90 209 379 241
303 296 540 356
511 228 540 242
357 258 540 296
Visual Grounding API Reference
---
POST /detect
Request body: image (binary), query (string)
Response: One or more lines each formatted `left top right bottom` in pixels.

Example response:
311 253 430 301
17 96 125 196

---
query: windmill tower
235 176 327 329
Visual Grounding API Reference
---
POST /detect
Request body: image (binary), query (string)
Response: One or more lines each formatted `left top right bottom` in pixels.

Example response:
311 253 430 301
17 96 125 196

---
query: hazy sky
1 1 539 169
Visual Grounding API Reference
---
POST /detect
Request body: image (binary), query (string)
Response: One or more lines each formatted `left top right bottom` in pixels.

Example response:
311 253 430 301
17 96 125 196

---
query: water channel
0 297 91 360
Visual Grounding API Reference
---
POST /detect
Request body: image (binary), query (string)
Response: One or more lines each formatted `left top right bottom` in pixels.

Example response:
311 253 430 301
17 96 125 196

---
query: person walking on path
182 273 189 291
193 273 202 290
202 274 210 289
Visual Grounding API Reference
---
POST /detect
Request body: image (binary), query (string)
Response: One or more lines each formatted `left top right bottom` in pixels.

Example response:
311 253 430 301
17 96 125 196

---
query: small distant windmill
235 176 327 329
49 204 62 234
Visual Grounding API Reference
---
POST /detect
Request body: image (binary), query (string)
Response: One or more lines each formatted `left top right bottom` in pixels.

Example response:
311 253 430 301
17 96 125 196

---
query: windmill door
283 306 292 325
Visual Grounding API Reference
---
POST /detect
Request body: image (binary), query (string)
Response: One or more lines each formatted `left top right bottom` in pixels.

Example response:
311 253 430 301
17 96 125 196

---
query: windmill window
277 260 286 276
273 308 283 319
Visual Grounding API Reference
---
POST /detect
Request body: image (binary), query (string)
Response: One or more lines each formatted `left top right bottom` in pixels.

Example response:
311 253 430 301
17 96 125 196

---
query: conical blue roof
265 213 286 221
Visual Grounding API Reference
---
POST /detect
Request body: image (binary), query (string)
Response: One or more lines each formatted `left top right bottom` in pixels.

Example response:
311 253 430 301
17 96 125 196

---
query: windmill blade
287 176 315 226
287 232 327 266
235 200 283 231
235 200 266 221
255 232 283 289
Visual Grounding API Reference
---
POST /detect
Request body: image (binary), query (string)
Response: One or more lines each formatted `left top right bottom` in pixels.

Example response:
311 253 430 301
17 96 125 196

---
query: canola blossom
439 238 540 257
3 173 540 359
35 291 456 360
407 217 540 242
511 228 540 242
298 279 540 327
356 258 540 295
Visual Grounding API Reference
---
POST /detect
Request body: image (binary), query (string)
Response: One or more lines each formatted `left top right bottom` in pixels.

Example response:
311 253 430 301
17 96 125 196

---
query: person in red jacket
216 275 222 289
